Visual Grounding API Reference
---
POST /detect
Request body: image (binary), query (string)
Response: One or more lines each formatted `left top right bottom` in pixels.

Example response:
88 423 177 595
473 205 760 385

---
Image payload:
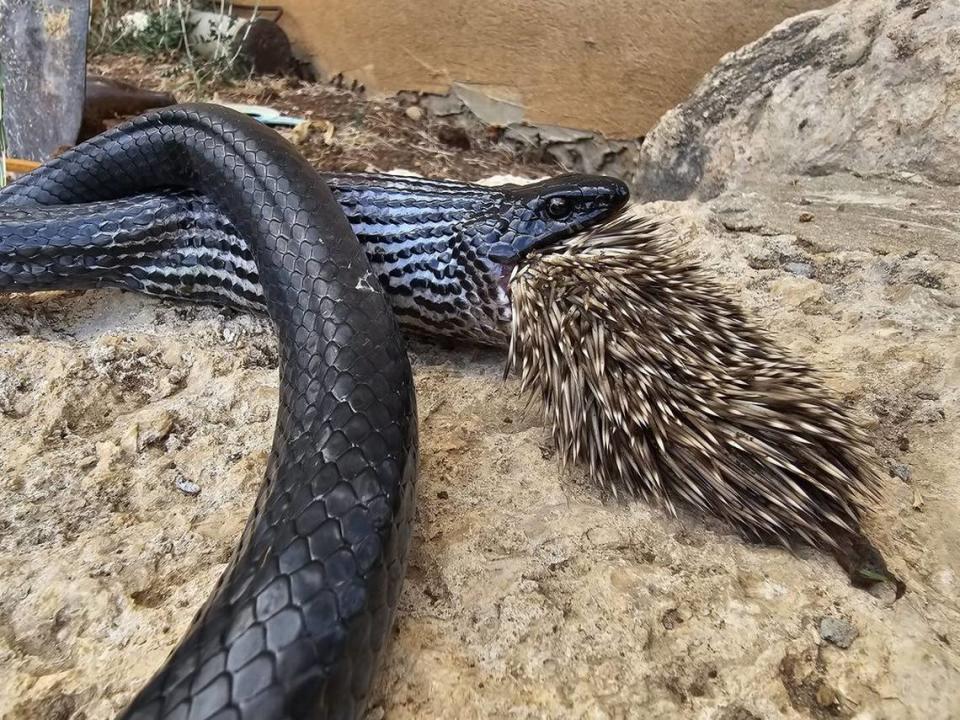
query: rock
364 705 385 720
121 410 176 455
636 0 960 200
662 605 693 629
120 422 140 456
718 707 762 720
783 262 816 278
0 372 16 416
869 578 903 605
720 216 766 234
890 462 912 482
815 681 839 707
77 454 97 470
94 440 122 471
769 276 824 307
5 39 960 720
819 616 859 648
404 105 424 121
912 488 924 512
502 123 642 180
450 81 524 127
174 475 201 496
138 410 175 450
417 91 466 117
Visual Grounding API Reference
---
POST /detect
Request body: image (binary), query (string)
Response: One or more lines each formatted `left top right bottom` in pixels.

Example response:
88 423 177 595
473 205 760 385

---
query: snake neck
0 169 629 348
0 173 516 346
327 173 515 345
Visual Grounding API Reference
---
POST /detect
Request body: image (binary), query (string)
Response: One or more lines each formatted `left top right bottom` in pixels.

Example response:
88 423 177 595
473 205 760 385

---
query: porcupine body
508 213 901 592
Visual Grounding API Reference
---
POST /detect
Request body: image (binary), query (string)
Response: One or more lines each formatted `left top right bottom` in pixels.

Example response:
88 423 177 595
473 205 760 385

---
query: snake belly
0 104 418 719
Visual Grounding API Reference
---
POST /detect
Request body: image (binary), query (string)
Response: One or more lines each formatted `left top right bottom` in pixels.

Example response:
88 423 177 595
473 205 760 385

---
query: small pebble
890 463 912 482
815 682 838 707
120 423 140 456
364 705 385 720
404 106 424 121
139 410 175 450
819 616 858 648
868 578 901 605
78 454 97 470
799 211 815 223
783 262 815 278
436 490 449 500
661 608 684 630
175 475 201 496
0 373 15 416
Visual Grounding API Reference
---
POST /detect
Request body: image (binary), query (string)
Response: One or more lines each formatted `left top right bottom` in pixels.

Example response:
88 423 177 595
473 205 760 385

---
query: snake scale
0 104 629 718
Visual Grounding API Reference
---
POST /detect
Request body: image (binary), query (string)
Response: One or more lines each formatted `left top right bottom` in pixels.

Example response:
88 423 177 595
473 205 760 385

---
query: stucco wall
276 0 835 138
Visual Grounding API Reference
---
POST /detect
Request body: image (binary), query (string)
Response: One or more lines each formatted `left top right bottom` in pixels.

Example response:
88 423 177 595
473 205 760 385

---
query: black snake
0 104 629 719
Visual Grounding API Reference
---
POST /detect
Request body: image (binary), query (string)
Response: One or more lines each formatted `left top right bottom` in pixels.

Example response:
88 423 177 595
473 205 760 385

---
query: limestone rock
636 0 960 200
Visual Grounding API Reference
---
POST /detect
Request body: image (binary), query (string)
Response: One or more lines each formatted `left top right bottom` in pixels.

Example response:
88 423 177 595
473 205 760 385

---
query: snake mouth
487 177 631 264
508 204 634 267
497 205 639 302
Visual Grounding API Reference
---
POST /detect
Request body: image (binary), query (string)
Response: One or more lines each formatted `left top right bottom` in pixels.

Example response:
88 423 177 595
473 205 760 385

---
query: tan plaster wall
276 0 835 138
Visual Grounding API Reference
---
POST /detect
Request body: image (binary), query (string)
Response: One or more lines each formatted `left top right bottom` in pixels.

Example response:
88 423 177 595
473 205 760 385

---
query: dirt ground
83 54 559 181
1 56 958 719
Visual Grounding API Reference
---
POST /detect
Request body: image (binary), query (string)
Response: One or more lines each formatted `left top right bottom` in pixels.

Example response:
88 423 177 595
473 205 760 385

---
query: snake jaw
486 174 631 264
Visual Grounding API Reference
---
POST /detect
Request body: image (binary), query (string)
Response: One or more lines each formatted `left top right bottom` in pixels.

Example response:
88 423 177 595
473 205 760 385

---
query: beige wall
277 0 834 138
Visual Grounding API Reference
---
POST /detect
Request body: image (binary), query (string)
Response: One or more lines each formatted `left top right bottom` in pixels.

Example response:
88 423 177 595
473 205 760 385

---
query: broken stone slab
401 85 643 180
500 128 641 181
636 0 960 201
408 91 466 117
450 81 525 127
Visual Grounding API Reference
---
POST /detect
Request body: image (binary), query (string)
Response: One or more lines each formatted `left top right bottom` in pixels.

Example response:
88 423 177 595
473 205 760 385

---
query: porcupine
507 212 902 594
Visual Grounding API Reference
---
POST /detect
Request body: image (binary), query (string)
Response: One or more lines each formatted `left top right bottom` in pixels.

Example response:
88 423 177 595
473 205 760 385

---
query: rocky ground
2 35 959 720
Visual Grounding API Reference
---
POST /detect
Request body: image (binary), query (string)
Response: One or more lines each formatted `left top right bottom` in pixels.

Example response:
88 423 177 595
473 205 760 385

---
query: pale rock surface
636 0 960 200
1 172 958 717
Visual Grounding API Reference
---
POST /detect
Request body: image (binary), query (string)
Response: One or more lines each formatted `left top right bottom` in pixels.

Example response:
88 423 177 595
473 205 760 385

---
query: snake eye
545 196 574 220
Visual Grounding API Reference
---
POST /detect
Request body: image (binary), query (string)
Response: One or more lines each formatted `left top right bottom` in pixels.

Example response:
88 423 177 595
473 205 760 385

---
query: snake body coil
1 103 418 719
0 104 629 718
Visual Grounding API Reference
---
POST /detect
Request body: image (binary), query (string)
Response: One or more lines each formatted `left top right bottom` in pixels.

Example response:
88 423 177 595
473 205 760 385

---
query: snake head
484 174 630 263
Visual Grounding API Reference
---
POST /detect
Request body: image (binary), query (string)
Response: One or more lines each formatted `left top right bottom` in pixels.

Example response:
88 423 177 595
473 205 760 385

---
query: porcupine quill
507 211 902 595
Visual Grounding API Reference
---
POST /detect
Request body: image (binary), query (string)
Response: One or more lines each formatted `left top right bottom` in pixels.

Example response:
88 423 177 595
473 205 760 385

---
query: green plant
89 0 259 94
101 5 189 57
